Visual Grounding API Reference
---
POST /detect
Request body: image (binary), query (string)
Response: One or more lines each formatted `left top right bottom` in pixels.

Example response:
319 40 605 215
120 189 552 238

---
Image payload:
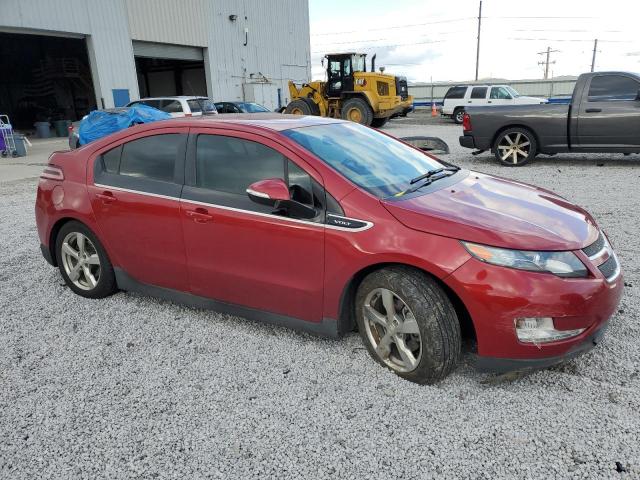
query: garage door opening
135 57 207 98
0 32 96 130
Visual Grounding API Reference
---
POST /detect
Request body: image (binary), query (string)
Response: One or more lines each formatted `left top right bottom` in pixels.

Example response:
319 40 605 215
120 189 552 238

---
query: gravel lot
1 112 639 478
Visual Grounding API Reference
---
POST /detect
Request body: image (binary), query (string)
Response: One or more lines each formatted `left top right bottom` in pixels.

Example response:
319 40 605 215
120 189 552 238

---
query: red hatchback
35 115 623 383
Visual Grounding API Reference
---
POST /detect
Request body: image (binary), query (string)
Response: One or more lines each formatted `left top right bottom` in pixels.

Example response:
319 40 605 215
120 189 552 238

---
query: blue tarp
78 105 171 145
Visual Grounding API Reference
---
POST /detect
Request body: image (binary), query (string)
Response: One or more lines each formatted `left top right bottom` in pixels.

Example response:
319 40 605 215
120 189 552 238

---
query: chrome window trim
94 183 374 233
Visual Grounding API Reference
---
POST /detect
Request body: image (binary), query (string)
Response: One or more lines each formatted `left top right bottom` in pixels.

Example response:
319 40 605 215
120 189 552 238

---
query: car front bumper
445 256 624 372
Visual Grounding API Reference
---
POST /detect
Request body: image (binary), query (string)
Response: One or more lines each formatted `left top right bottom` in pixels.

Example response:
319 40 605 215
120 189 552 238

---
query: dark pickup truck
459 71 640 166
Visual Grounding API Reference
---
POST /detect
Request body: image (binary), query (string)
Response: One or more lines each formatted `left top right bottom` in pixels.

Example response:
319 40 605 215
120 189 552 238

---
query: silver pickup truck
459 71 640 166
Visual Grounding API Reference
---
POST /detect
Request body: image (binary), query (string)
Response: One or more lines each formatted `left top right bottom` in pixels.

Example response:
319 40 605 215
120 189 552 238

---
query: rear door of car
467 86 489 107
576 73 640 149
87 128 190 291
179 127 325 322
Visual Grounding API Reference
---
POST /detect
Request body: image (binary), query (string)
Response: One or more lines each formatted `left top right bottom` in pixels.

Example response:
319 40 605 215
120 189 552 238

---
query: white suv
126 96 218 117
442 85 547 124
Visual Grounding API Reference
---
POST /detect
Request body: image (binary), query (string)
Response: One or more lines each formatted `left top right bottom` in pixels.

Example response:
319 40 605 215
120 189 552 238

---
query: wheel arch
336 262 477 347
490 124 541 154
47 216 103 267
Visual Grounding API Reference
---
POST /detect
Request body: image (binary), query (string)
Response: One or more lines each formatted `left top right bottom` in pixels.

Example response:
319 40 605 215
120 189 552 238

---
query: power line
310 17 473 36
310 39 444 54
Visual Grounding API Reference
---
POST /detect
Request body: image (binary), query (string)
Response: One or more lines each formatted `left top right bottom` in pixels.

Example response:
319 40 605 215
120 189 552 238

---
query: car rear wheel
285 98 319 116
494 127 537 166
55 221 117 298
355 266 461 384
453 108 465 124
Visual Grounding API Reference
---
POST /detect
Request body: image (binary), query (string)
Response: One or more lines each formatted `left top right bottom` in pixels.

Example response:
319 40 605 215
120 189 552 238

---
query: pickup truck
459 71 640 166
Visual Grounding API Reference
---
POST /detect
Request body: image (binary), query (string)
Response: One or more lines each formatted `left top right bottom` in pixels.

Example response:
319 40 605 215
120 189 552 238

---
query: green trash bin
53 120 70 137
14 134 27 157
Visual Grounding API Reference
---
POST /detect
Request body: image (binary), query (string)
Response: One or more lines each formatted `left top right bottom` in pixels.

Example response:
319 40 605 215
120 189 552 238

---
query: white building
0 0 311 129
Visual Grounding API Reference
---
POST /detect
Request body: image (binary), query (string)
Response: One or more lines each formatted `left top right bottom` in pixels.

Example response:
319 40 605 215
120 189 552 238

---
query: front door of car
180 129 325 322
577 73 640 149
87 128 190 291
488 86 513 107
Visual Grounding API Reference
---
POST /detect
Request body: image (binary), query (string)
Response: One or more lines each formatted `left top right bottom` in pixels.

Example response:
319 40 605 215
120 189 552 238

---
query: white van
442 85 547 124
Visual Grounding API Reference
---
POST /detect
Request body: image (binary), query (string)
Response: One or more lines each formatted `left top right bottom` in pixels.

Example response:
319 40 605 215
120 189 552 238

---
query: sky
308 0 640 83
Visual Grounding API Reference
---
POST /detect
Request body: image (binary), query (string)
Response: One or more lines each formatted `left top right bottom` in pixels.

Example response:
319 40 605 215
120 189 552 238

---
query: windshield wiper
396 166 461 197
410 166 460 184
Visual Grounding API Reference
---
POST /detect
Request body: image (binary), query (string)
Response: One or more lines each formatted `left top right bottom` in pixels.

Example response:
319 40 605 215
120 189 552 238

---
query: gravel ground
1 112 639 478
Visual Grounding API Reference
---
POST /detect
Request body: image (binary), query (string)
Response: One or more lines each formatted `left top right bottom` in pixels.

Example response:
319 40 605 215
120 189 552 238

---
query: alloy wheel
497 132 531 164
455 110 464 123
60 232 101 291
362 288 422 373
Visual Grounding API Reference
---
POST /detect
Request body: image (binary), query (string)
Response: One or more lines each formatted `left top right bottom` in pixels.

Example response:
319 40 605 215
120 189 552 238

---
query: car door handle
487 100 492 103
585 108 602 113
95 191 116 204
185 207 214 223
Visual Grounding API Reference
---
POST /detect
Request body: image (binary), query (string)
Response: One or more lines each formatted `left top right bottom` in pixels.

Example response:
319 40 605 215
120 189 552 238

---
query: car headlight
461 241 588 278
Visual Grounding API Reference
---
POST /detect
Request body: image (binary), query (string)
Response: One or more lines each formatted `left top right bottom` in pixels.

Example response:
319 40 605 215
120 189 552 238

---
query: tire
355 266 461 384
370 117 389 128
341 97 373 126
493 127 537 166
55 221 117 299
285 98 319 116
453 108 465 124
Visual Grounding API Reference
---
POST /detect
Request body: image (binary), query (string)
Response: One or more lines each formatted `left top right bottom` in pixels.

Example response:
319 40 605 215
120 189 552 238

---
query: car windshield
240 102 269 113
282 122 444 199
505 86 520 97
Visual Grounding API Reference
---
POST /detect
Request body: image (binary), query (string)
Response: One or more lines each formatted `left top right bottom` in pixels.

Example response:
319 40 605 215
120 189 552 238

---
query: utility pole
475 1 482 81
537 46 559 79
591 39 598 72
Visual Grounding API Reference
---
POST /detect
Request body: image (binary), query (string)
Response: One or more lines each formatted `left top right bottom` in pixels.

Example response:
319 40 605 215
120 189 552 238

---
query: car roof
186 113 344 131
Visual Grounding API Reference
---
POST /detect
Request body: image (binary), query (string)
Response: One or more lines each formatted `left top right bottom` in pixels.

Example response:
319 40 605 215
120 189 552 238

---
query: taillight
462 113 472 132
41 165 64 181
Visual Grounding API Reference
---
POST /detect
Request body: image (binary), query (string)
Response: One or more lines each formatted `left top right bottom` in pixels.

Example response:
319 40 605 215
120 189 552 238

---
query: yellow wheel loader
284 53 413 127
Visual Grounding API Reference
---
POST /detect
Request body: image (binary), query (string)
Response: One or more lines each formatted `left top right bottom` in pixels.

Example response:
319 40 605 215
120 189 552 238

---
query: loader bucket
399 136 450 155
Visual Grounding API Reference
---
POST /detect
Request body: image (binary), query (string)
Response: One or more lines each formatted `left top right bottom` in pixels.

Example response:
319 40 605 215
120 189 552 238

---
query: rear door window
444 86 466 99
119 134 183 182
588 75 640 101
470 87 488 99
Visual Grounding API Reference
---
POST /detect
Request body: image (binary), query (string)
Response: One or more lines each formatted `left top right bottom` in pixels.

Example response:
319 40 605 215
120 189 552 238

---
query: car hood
382 172 598 251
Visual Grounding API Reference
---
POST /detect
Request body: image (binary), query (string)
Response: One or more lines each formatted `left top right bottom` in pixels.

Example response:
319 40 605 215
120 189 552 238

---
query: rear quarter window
445 86 466 99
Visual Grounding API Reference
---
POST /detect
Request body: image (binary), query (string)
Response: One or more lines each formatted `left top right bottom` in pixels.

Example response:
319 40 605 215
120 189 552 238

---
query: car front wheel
55 221 117 298
355 266 461 384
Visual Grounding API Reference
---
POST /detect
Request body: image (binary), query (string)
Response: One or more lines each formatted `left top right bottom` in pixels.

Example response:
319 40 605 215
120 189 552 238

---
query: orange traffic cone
431 102 437 117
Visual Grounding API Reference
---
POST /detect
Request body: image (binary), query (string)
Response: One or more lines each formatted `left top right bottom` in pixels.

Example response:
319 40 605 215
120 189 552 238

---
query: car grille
582 232 620 282
582 232 605 258
598 255 618 280
377 81 389 96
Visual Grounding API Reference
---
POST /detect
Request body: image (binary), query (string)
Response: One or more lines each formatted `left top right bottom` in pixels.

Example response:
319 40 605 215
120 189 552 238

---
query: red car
35 115 623 384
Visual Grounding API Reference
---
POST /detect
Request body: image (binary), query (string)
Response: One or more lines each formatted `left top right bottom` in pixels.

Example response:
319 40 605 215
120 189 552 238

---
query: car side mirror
246 178 317 220
246 178 290 206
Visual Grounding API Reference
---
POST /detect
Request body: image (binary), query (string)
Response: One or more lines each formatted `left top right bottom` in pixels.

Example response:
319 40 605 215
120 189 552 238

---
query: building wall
0 0 139 108
0 0 311 110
